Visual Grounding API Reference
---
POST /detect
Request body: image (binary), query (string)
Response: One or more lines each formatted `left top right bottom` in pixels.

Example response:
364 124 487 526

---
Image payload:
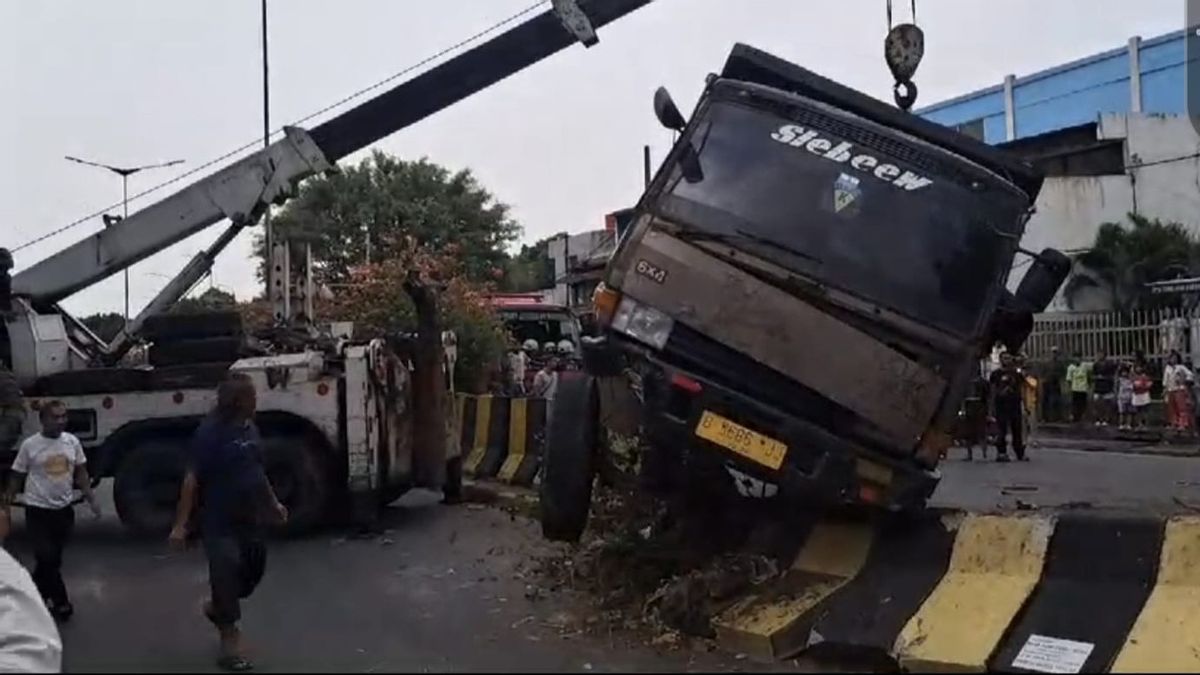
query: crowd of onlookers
1033 347 1196 434
948 346 1199 463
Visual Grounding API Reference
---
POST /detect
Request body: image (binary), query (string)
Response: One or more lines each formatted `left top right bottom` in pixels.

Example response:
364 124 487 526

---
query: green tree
1063 213 1200 311
80 312 125 342
322 238 507 394
172 287 237 314
259 151 520 284
501 236 556 292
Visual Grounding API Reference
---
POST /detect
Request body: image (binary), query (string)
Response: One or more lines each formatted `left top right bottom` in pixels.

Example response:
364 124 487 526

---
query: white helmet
522 339 538 353
557 340 575 355
543 341 557 353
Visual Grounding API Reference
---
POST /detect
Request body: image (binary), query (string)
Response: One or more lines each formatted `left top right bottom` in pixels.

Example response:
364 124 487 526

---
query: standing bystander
1116 362 1135 429
989 352 1028 462
1162 351 1194 434
507 346 529 396
1066 354 1092 423
1041 347 1067 423
1131 364 1153 429
1091 351 1117 426
2 400 100 623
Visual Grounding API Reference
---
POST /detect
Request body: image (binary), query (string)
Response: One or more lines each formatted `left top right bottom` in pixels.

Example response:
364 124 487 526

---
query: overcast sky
0 0 1186 317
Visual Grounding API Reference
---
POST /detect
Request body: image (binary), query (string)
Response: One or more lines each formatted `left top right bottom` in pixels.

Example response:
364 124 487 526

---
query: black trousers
994 404 1025 459
25 505 75 608
1042 386 1062 423
1071 392 1088 422
203 526 267 628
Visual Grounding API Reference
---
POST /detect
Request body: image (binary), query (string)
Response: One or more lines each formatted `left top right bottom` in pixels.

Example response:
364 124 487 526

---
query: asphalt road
2 489 748 674
931 444 1200 515
5 446 1196 672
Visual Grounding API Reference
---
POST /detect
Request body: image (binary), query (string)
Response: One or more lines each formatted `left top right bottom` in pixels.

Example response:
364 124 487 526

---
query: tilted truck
538 44 1072 542
0 0 656 536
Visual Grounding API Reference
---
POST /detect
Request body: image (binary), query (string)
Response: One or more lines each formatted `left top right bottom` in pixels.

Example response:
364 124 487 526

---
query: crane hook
885 0 924 111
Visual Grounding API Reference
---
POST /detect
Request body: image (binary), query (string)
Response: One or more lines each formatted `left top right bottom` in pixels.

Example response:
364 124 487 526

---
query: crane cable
885 0 917 30
13 0 550 255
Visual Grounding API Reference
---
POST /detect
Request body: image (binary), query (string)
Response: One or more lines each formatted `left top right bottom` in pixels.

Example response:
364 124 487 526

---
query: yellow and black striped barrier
711 511 1200 673
456 394 548 486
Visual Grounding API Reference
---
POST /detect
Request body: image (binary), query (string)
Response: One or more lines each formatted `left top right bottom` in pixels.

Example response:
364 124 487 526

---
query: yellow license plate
695 411 788 470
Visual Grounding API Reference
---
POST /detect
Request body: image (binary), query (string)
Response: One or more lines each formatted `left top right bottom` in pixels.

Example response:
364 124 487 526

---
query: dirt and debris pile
531 484 795 647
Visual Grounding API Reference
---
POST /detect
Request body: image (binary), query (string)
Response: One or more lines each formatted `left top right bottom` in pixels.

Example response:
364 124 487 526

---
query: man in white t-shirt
3 400 100 623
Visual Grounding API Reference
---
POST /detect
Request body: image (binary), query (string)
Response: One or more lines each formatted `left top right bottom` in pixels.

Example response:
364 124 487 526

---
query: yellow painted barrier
714 521 873 661
1110 516 1200 673
894 514 1053 672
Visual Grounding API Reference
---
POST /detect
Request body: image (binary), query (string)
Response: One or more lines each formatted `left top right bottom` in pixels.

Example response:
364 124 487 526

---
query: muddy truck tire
539 371 599 542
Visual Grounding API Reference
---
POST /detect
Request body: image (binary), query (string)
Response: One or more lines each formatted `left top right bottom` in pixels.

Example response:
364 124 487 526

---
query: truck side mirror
985 248 1071 356
653 87 686 131
1014 248 1072 314
989 291 1034 356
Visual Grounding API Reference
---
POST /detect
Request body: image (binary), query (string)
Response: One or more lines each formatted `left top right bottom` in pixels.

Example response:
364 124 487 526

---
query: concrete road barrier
711 512 1200 673
457 394 547 485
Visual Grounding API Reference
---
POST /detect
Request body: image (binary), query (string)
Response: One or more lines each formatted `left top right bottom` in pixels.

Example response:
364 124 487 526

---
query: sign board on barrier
1011 635 1094 674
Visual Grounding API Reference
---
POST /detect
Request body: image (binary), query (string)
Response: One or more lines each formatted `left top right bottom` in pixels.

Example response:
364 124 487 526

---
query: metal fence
1025 308 1199 365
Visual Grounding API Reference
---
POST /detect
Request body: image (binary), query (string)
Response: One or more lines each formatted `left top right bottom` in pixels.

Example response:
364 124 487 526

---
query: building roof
916 30 1192 144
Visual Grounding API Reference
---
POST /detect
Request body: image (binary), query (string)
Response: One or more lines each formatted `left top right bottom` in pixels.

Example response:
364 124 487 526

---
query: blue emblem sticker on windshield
833 173 862 215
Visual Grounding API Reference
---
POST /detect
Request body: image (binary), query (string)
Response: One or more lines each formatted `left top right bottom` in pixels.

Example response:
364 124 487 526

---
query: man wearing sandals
169 373 288 672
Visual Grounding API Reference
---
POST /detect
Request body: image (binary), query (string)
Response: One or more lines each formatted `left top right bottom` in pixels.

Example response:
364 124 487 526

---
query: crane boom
11 0 654 308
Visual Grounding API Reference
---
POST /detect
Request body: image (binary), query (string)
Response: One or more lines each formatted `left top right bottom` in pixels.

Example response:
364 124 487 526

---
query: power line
14 0 549 254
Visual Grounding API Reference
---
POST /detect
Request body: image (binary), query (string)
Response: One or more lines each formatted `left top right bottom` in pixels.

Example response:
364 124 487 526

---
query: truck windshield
658 97 1027 336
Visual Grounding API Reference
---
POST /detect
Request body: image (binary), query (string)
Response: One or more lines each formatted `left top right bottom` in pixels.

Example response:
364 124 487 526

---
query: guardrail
455 394 548 487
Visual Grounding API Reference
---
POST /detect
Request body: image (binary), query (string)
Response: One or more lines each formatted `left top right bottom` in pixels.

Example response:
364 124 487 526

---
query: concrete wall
1012 113 1200 310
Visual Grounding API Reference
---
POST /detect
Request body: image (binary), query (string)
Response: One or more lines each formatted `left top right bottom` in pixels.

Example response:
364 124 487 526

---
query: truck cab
538 44 1071 541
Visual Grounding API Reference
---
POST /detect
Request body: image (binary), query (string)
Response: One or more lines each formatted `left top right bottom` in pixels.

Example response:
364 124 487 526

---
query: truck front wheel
114 440 186 538
539 371 599 542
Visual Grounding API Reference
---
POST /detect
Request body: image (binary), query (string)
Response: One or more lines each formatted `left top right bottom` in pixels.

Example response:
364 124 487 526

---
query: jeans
203 526 267 627
25 506 75 608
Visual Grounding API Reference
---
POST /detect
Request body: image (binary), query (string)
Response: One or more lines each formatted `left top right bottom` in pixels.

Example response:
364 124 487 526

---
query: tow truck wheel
263 434 328 536
114 440 187 538
539 371 599 542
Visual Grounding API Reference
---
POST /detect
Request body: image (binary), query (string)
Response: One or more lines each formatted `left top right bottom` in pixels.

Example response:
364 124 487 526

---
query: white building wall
545 230 611 307
1011 113 1200 310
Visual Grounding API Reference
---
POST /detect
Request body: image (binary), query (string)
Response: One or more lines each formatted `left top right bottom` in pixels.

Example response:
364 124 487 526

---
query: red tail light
670 372 703 394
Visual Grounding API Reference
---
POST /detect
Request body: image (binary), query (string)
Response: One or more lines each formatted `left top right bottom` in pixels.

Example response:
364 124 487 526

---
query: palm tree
1062 213 1200 312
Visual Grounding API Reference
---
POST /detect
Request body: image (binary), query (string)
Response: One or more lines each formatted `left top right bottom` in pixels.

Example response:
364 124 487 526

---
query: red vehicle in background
488 294 583 391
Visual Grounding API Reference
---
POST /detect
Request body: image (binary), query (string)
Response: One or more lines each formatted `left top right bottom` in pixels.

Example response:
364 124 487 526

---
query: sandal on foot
217 655 254 672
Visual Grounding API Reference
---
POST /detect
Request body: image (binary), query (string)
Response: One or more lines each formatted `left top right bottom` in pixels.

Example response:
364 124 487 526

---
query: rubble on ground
529 482 793 651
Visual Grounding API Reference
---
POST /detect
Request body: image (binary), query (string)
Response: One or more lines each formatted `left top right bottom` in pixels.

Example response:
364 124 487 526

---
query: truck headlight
610 297 674 350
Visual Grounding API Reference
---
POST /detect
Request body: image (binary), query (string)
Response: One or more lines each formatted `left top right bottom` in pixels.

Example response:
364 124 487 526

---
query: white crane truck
0 0 655 536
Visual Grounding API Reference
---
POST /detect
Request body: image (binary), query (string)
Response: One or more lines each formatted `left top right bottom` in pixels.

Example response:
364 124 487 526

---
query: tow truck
0 0 656 536
538 43 1073 541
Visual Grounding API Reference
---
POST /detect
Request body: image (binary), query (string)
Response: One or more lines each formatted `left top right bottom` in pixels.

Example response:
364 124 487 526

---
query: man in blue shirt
169 372 287 672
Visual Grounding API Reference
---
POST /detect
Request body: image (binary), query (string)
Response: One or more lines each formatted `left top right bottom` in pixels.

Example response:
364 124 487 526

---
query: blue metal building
916 30 1191 144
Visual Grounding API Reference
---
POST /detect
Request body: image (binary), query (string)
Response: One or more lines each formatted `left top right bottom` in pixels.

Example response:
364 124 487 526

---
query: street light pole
262 0 274 299
64 156 185 322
